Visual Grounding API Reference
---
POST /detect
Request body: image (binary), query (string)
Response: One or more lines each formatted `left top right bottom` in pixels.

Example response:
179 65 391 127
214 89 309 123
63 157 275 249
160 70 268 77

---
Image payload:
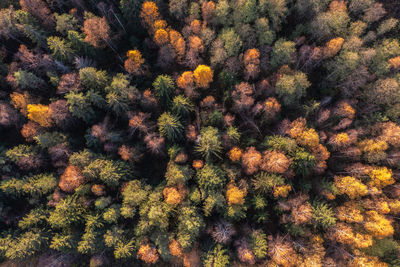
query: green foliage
203 244 230 267
4 231 48 260
50 233 76 252
18 207 48 229
172 95 194 117
5 144 38 163
83 159 133 186
311 201 336 230
270 39 296 68
275 71 311 106
47 36 75 62
79 67 109 92
233 0 257 25
0 173 57 198
260 0 288 30
177 206 204 249
48 196 85 229
249 230 268 259
263 135 298 154
195 127 223 160
153 75 175 106
34 131 66 148
252 172 284 193
69 149 98 169
291 148 316 176
310 4 350 41
255 18 275 45
220 28 242 57
65 91 96 123
165 162 193 185
196 164 226 192
55 13 79 35
13 70 45 90
158 112 184 141
114 239 136 259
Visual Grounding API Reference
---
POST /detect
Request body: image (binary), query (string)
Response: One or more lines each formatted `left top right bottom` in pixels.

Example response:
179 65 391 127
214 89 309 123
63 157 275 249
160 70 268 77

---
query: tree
270 39 296 68
65 91 96 123
241 147 262 175
259 0 288 30
20 0 55 28
47 36 75 62
83 16 111 48
334 176 368 199
193 65 213 88
275 71 311 106
311 201 336 229
124 49 145 75
27 104 52 127
55 13 79 35
204 245 230 267
13 70 45 90
153 74 175 106
140 1 160 29
219 28 242 57
158 112 184 141
83 159 132 186
261 150 291 174
137 242 159 264
79 67 109 92
243 48 260 80
310 1 350 41
59 165 85 193
177 206 204 249
169 0 188 19
195 126 222 160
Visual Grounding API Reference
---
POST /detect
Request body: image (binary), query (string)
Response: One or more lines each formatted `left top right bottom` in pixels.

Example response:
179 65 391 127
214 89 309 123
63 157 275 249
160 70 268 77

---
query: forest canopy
1 0 400 266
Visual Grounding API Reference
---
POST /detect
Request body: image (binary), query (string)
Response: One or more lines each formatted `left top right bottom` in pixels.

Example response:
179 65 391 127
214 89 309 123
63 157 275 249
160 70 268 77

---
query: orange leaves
336 202 364 223
327 222 373 249
189 35 204 53
83 16 110 48
226 183 247 205
364 210 394 238
27 104 52 127
241 147 262 175
137 243 159 264
268 236 298 267
273 184 292 198
228 147 242 162
193 65 213 88
296 128 320 148
177 71 195 90
154 28 169 46
140 1 160 28
264 97 281 113
10 91 33 116
367 166 394 189
244 48 260 79
59 165 85 193
260 150 291 174
334 176 368 199
169 239 183 258
192 160 204 170
389 56 400 69
201 1 215 22
169 30 186 59
124 49 145 75
328 132 351 150
323 37 344 58
163 185 188 205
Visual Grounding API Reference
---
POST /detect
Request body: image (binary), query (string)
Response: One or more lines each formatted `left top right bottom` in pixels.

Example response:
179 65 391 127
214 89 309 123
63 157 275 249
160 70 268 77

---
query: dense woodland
1 0 400 266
